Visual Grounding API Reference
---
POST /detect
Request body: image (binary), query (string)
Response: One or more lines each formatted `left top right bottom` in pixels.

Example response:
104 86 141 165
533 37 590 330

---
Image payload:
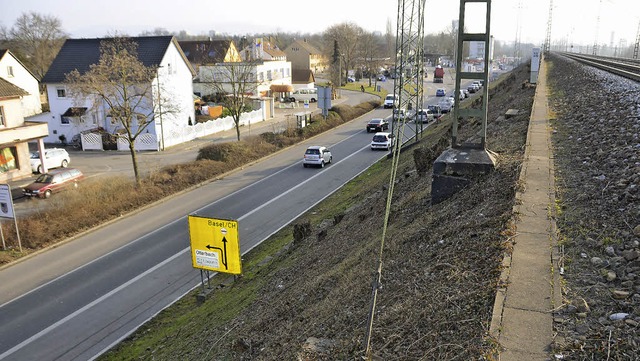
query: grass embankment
97 67 527 360
0 99 381 265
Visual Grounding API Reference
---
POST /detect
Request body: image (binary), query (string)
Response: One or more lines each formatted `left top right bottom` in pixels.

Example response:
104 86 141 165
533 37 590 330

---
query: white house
194 59 293 99
0 77 49 182
0 49 43 117
40 36 196 150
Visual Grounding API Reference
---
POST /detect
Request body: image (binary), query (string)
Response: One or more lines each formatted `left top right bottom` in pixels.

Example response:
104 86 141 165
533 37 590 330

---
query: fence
80 109 264 152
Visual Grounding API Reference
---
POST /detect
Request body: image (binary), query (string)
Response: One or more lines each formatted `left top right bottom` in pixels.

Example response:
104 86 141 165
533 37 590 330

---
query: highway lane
0 107 429 360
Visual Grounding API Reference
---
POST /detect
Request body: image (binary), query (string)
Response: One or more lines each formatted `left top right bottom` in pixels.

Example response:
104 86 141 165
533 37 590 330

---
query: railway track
556 51 640 81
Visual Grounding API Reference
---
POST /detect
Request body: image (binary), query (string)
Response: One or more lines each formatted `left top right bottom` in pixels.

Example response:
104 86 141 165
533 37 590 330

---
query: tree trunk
234 117 241 141
128 140 141 185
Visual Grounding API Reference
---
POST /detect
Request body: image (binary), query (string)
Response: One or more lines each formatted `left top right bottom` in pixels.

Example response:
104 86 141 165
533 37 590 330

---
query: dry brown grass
0 100 381 265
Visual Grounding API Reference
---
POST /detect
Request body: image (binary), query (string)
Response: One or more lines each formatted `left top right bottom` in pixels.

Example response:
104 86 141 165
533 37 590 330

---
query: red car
22 168 84 199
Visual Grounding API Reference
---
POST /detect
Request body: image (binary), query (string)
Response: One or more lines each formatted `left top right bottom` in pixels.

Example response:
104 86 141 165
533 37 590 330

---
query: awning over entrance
270 84 294 93
62 107 87 117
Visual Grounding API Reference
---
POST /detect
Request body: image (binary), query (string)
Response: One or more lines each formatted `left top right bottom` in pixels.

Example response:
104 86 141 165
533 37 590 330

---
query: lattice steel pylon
634 20 640 59
452 0 492 149
544 0 553 53
390 0 425 140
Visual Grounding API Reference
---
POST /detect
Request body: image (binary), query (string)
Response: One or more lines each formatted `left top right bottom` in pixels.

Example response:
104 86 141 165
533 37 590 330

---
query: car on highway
438 99 453 113
383 94 397 108
393 107 407 120
302 146 333 168
370 132 394 150
435 88 446 97
30 148 70 174
22 168 84 199
366 118 389 132
467 83 479 93
411 108 440 123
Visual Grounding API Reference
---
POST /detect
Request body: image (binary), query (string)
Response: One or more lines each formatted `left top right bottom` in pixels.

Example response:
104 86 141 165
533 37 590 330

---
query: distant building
284 39 327 74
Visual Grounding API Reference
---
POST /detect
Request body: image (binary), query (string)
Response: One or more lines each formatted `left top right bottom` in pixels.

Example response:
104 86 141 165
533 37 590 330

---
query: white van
289 88 318 103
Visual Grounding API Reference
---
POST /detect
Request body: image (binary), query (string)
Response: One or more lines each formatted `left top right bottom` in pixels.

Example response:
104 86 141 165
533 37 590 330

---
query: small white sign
195 249 220 269
0 184 16 219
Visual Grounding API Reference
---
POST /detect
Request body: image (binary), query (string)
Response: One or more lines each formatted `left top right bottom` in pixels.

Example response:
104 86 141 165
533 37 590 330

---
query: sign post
0 184 20 251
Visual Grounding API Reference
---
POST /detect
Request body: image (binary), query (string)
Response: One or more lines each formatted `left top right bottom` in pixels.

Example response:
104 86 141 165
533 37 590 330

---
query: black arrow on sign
206 236 228 269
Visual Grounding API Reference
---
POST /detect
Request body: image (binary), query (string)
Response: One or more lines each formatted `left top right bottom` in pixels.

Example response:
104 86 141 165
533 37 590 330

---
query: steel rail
556 52 640 82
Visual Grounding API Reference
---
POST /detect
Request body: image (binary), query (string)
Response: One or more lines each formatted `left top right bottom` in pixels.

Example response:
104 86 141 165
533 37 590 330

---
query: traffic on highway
0 74 469 360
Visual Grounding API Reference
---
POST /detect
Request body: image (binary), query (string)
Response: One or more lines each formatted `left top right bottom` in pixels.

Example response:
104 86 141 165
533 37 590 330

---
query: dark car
22 168 84 199
366 118 389 132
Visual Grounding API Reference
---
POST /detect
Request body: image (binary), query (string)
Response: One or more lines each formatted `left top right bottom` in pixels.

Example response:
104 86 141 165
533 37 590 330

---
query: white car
302 146 333 168
383 94 396 109
370 132 394 150
30 148 71 173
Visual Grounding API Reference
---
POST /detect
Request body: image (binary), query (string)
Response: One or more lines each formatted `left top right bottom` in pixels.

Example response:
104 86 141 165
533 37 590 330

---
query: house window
0 147 17 174
61 115 71 125
258 72 264 82
6 66 14 77
266 70 272 81
0 106 5 126
57 88 66 98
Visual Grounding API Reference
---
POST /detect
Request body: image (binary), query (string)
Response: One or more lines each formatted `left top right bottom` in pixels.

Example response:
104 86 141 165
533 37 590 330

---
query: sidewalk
490 56 561 360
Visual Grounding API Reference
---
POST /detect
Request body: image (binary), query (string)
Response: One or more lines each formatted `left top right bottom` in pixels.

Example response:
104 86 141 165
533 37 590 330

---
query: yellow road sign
188 215 241 274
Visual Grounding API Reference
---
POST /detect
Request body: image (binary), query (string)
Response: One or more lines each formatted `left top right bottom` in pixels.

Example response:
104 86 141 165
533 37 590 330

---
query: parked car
302 146 333 168
370 132 394 150
467 83 479 93
22 168 84 199
366 118 389 132
435 88 446 97
347 76 356 82
289 88 318 103
377 74 386 81
30 148 70 173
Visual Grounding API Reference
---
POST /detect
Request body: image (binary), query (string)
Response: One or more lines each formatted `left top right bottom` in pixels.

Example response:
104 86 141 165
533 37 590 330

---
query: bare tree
200 61 261 141
65 37 178 185
359 31 384 87
4 12 67 81
385 18 396 59
323 22 364 84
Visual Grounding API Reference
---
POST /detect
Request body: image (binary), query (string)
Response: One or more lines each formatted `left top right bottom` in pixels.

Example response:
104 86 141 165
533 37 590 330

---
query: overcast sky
1 0 637 48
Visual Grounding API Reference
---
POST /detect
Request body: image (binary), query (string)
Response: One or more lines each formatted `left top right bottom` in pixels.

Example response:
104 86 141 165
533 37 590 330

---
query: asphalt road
0 79 459 360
